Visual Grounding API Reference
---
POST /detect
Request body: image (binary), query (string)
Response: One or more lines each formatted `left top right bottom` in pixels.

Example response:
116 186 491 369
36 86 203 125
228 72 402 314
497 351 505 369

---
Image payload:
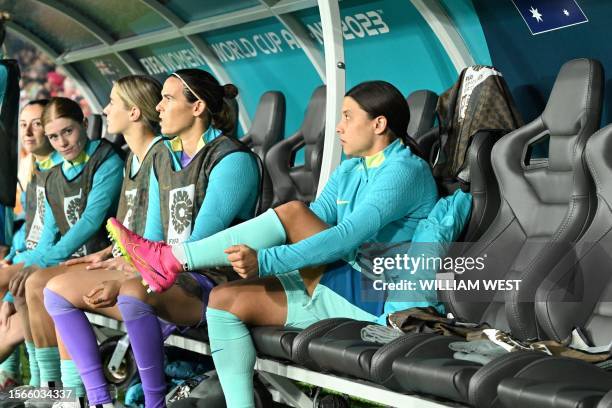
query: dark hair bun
223 84 239 99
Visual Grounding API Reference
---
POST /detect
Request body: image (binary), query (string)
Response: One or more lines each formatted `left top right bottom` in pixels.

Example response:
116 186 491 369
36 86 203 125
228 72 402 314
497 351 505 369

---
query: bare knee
119 278 148 302
208 284 238 312
45 274 79 306
45 274 66 295
274 200 308 223
25 269 48 303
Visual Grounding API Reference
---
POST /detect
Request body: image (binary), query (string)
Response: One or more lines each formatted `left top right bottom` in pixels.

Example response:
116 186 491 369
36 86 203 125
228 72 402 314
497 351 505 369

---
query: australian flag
511 0 588 35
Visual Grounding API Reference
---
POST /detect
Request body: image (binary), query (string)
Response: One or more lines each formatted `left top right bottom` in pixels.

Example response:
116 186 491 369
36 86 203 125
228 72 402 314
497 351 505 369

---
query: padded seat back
414 70 521 243
535 123 612 345
86 114 103 140
406 89 438 139
240 91 286 212
266 86 326 205
445 59 603 340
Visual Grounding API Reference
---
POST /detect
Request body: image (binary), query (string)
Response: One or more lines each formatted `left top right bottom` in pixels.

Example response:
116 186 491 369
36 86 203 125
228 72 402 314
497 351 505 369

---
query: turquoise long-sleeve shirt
4 153 63 263
4 193 26 262
6 221 25 261
13 140 123 268
258 139 439 276
143 127 259 243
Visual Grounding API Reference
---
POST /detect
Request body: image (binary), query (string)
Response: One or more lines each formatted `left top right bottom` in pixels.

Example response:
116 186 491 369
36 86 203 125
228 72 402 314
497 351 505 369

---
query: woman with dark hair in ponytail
45 69 261 408
346 81 427 160
105 80 468 407
147 69 258 245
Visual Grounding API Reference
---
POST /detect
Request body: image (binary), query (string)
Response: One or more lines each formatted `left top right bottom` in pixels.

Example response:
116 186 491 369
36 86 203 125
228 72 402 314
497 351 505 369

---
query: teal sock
25 341 40 386
206 308 256 408
176 208 287 270
0 344 21 378
36 347 61 386
60 360 86 397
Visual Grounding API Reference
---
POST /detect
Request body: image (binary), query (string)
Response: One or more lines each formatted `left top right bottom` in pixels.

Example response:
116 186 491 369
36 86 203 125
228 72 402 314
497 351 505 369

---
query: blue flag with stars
511 0 588 35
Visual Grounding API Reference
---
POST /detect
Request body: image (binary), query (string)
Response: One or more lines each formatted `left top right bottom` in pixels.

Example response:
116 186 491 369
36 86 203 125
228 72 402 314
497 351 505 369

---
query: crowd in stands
6 37 90 115
4 36 90 216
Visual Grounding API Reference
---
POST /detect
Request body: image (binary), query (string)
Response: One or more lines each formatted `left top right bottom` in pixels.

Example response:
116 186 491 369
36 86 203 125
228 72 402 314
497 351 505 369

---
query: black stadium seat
390 57 603 406
598 390 612 408
414 67 523 244
240 91 286 212
415 126 506 244
443 58 602 339
265 85 326 206
86 114 103 140
495 123 612 408
406 89 438 139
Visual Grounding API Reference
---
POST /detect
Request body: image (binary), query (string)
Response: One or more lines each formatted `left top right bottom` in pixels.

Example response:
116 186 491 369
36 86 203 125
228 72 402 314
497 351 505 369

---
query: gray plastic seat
265 85 326 206
494 123 612 408
406 89 438 139
87 114 103 140
240 91 286 212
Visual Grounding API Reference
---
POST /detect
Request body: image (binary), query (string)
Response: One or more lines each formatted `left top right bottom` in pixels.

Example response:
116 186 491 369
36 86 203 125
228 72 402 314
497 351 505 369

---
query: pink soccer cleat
106 217 184 292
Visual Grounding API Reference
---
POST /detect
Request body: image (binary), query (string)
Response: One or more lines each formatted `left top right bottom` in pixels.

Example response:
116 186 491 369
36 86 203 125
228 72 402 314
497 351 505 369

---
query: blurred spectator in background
5 36 90 114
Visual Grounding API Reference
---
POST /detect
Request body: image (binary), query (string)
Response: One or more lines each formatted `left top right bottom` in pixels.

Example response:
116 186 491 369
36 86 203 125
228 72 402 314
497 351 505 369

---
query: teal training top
13 140 124 267
144 127 259 243
4 152 63 262
258 139 439 275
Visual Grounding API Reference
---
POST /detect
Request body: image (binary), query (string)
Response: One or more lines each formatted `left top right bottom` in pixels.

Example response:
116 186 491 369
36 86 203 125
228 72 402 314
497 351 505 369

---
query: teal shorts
276 270 378 329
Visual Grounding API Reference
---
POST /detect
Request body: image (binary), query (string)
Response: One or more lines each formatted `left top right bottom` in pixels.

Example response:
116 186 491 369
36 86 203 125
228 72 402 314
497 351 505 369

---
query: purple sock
117 295 166 408
43 288 112 405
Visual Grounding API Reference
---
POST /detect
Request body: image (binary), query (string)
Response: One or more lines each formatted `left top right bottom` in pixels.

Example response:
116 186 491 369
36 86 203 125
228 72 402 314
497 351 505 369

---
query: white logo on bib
25 185 46 250
167 184 195 245
64 189 88 256
122 188 138 230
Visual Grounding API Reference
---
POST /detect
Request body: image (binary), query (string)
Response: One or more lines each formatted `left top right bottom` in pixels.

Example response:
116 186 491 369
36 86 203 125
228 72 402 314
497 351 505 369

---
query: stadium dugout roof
0 0 477 192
